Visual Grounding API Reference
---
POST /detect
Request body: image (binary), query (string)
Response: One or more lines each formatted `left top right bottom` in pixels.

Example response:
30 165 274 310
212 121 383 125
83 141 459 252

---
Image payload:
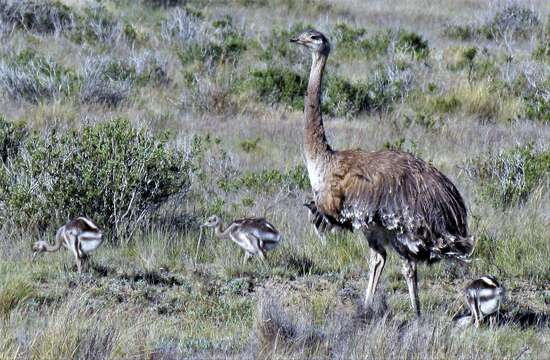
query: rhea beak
289 37 298 43
31 251 38 262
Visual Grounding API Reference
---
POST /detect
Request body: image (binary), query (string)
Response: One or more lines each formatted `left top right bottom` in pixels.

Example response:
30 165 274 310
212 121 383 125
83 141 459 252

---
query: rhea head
289 29 330 55
31 239 47 259
201 215 221 228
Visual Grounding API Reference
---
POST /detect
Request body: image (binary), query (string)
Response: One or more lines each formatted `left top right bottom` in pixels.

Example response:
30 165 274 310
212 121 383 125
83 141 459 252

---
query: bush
247 64 412 116
0 0 75 34
70 4 122 44
0 49 78 102
396 30 429 59
442 24 475 40
165 11 246 66
533 15 550 61
0 115 27 161
468 144 550 207
79 57 132 107
480 4 540 40
0 118 197 240
248 67 306 110
259 23 311 62
333 23 390 59
218 166 309 194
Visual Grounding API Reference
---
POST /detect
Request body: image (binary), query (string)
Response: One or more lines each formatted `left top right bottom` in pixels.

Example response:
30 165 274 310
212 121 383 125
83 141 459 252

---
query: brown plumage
291 29 474 316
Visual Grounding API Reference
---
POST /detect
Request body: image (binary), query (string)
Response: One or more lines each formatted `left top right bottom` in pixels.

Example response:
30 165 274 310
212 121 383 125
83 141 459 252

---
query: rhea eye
311 35 321 40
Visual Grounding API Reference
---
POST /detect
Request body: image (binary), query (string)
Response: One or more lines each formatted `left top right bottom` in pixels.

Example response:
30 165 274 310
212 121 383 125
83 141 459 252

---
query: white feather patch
77 217 99 230
480 276 498 287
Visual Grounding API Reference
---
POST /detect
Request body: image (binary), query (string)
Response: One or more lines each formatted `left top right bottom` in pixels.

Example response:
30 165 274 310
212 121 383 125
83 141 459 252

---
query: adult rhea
290 29 473 316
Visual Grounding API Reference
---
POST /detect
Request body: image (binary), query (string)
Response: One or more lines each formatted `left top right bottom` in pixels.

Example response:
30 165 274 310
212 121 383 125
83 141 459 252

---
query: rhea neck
305 50 332 162
41 237 63 252
213 222 231 238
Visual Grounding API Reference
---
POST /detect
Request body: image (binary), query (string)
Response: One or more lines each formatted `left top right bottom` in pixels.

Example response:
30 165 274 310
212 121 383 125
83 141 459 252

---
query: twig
194 227 204 265
514 346 529 360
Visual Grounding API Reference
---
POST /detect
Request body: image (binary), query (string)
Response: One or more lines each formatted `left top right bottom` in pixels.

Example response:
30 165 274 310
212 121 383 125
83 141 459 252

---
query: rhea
32 217 103 273
464 276 505 327
202 215 282 263
290 29 474 316
304 200 351 240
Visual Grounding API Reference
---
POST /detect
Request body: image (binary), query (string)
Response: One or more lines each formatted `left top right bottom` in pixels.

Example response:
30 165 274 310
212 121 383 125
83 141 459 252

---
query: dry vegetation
0 0 549 359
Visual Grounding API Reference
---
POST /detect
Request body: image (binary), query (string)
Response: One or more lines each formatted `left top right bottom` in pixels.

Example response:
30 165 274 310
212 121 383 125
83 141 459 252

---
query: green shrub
0 0 75 34
248 67 306 110
260 23 311 62
525 91 550 123
0 49 79 102
70 4 120 44
442 24 475 40
396 30 429 59
469 144 550 207
247 64 411 116
239 137 261 153
480 4 540 40
0 274 35 317
0 115 27 162
175 15 247 65
219 166 309 193
0 118 197 240
533 15 550 61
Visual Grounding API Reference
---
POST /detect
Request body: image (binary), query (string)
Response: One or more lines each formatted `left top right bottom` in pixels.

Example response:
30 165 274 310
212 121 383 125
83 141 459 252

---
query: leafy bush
69 4 122 44
442 24 475 40
525 90 550 123
480 4 539 40
259 23 311 62
181 70 237 114
0 115 27 161
0 118 197 240
248 67 306 110
0 49 78 102
247 64 412 116
468 144 550 207
533 15 550 61
332 23 390 59
0 0 75 34
79 57 132 107
165 11 246 66
396 30 429 59
218 166 309 193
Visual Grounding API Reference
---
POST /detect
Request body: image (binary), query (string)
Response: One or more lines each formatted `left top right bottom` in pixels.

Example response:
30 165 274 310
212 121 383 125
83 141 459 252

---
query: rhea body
290 30 473 316
304 200 351 239
32 217 103 273
202 215 282 262
465 276 505 327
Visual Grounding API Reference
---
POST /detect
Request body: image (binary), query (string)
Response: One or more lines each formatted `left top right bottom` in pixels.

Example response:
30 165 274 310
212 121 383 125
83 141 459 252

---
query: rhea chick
202 215 282 263
464 275 505 327
32 217 103 273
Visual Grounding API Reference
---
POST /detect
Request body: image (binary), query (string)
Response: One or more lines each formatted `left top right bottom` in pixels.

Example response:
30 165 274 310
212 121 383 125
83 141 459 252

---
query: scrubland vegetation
0 0 548 359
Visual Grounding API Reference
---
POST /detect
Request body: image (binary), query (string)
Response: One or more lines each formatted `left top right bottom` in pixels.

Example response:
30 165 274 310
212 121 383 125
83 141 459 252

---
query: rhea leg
243 252 251 264
364 247 386 307
75 254 83 273
402 260 420 317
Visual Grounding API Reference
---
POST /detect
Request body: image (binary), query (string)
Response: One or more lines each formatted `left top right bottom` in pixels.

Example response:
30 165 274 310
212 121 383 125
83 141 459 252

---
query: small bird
201 215 282 263
464 275 505 327
32 217 104 273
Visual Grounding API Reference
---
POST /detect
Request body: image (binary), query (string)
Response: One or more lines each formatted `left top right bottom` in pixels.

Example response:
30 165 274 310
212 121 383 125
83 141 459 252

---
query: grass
0 0 549 359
